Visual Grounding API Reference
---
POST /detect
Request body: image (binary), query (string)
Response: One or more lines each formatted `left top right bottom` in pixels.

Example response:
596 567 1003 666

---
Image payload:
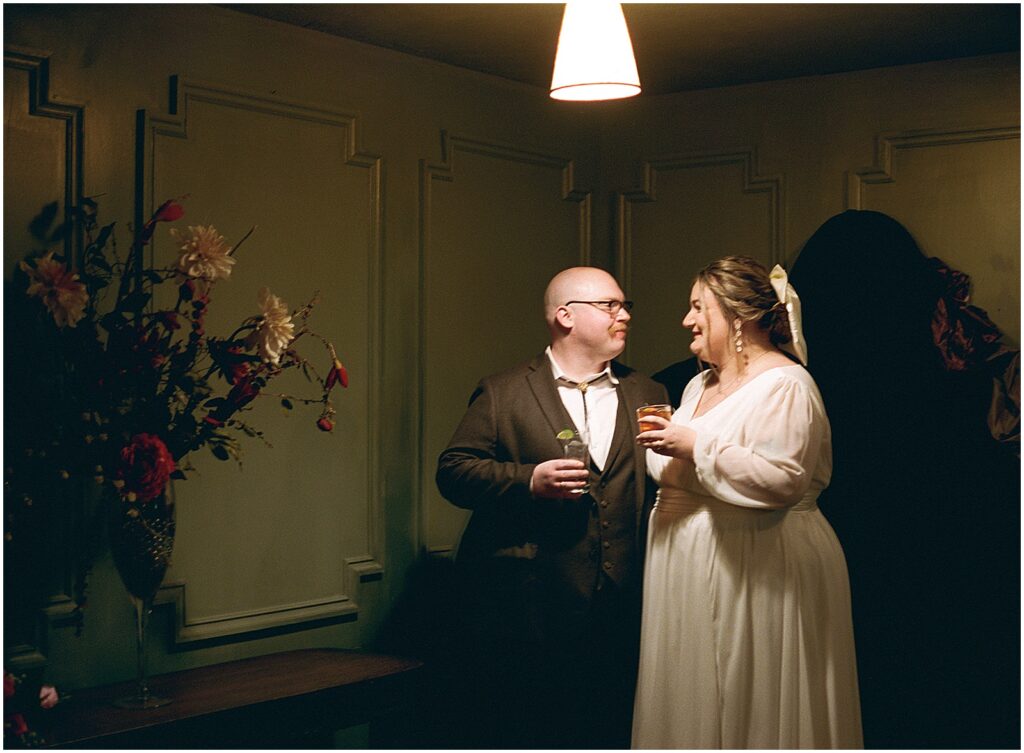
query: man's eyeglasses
565 300 634 314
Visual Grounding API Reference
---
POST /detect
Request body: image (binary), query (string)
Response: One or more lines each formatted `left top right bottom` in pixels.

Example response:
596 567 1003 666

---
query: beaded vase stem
108 490 175 709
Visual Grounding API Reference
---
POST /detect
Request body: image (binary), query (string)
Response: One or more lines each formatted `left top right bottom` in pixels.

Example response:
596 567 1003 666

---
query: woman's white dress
632 365 862 749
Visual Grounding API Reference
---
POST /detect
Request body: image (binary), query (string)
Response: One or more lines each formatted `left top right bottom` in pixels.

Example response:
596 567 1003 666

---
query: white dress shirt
546 346 620 470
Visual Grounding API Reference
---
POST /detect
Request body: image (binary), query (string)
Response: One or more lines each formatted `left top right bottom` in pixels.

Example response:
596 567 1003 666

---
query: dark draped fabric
790 210 1019 749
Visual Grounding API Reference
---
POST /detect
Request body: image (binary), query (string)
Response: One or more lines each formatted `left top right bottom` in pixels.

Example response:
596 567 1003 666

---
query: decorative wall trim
155 556 383 643
614 149 784 366
136 76 385 643
616 149 784 292
4 46 84 265
428 131 592 261
417 131 592 555
846 125 1020 209
4 47 86 667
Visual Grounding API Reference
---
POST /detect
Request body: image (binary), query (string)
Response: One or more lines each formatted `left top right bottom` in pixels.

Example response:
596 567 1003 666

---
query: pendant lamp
550 1 641 101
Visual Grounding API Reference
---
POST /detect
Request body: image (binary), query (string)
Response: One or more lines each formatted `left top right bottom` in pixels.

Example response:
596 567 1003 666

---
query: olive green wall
603 53 1020 376
4 3 604 691
5 4 1019 697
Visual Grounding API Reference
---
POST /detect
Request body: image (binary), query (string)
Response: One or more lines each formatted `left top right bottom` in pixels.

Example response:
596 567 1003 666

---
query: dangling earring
733 319 744 353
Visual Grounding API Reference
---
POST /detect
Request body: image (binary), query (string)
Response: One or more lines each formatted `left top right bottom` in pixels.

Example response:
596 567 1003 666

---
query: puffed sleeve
692 376 825 509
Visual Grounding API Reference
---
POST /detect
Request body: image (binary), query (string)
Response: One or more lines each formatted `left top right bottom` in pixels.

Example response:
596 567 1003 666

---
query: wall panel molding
4 46 84 265
614 149 784 371
427 131 592 261
846 125 1020 209
4 46 86 670
155 556 382 643
418 131 592 556
136 75 383 263
616 149 784 292
136 76 384 642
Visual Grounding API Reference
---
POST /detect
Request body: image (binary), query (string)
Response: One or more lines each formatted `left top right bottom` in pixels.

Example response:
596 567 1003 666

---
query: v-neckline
689 364 800 420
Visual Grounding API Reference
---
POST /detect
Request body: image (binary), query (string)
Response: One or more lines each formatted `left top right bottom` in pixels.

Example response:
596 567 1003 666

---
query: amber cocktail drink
636 404 672 432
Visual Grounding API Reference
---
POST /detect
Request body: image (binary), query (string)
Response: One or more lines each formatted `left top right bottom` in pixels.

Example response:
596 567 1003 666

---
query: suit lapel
526 357 649 526
600 390 630 475
526 353 579 443
605 366 646 476
611 367 649 530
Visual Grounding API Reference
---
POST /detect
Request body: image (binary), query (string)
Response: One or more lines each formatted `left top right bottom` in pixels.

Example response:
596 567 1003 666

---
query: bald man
436 267 667 748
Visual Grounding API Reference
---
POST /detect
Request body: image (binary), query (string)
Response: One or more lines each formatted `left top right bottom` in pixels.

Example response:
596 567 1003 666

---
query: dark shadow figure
369 553 470 749
652 357 701 409
374 549 639 749
790 210 1019 749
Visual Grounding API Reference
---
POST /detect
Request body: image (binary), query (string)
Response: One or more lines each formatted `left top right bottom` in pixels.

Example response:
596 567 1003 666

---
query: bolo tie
558 373 608 440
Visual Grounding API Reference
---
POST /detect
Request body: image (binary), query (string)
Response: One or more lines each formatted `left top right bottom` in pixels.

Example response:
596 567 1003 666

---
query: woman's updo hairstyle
695 256 792 347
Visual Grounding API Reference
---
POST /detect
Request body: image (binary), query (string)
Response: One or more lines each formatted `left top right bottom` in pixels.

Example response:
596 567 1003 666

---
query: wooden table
44 648 424 748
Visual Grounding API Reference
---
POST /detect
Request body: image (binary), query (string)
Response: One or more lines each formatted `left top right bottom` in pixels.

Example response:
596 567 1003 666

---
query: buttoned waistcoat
436 352 669 606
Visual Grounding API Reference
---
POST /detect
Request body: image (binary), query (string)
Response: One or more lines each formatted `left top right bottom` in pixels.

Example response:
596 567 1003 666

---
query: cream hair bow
769 265 808 366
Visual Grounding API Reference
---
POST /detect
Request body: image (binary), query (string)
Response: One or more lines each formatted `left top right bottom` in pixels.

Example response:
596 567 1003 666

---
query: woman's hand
635 415 696 460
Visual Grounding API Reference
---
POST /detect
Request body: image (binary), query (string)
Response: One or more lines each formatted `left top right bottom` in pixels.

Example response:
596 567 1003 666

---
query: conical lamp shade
550 1 641 101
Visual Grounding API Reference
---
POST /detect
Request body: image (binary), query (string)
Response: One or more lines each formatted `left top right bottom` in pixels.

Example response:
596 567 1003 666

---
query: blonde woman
632 256 862 748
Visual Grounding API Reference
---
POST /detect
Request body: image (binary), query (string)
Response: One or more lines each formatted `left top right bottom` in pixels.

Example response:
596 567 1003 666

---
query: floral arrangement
4 197 348 626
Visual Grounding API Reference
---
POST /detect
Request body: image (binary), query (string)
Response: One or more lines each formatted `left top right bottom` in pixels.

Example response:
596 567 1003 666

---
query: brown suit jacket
436 352 668 609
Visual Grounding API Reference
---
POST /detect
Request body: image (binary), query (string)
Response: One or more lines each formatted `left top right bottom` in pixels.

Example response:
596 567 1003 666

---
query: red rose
116 434 175 502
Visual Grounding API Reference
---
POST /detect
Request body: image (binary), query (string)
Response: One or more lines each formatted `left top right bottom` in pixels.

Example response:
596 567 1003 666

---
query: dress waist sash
654 488 820 514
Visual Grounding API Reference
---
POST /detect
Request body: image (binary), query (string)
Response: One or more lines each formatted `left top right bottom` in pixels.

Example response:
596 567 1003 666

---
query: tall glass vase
108 489 175 709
